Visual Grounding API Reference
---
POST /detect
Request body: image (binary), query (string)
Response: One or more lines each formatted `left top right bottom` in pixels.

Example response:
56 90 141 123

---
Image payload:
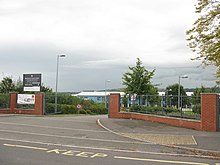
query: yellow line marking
4 144 48 151
0 138 218 160
114 156 209 165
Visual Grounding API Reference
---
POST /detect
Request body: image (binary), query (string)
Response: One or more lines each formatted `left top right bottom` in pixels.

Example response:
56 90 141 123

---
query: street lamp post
178 75 188 110
55 54 66 113
105 80 111 108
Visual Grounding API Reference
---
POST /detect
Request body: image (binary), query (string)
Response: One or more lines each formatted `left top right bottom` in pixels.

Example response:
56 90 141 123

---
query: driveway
0 115 219 165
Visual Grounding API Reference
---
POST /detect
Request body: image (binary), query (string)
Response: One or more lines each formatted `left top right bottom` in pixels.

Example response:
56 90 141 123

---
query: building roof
72 91 125 97
73 91 194 97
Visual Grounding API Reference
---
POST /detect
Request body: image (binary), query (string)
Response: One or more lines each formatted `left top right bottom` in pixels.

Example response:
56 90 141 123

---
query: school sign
23 74 42 92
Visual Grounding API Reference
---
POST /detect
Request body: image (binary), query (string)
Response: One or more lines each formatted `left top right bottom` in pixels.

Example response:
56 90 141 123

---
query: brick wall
0 92 44 116
109 93 219 132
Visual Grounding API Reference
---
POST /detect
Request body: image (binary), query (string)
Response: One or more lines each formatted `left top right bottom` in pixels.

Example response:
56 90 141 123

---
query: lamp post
178 75 188 109
55 54 66 113
105 80 111 108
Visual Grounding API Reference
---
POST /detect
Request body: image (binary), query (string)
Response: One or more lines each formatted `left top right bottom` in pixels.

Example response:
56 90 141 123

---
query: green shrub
61 104 78 114
79 109 87 114
85 110 94 115
88 104 107 114
130 105 142 112
44 94 107 115
45 103 55 114
192 104 201 114
0 94 9 109
164 107 179 114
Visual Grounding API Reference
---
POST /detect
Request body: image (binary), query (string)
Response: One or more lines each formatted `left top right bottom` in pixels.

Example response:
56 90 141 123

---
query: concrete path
98 117 220 156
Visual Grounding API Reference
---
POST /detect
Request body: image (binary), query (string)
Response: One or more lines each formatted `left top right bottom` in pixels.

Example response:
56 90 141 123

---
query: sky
0 0 218 92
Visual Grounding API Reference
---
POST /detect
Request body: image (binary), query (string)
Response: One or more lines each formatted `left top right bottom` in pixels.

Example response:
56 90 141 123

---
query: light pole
55 54 66 113
105 80 111 108
178 75 188 109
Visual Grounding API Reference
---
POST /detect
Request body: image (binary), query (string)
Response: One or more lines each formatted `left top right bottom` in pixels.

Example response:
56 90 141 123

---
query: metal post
105 80 110 108
178 75 188 109
178 76 180 109
55 55 59 113
55 54 66 113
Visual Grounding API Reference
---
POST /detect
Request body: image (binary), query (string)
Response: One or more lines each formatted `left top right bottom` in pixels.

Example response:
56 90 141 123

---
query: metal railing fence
121 94 201 120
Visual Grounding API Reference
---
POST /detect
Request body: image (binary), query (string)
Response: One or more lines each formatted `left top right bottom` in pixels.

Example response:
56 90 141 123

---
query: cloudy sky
0 0 218 92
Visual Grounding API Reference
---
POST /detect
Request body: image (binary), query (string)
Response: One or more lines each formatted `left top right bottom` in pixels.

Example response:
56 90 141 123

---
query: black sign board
23 74 41 91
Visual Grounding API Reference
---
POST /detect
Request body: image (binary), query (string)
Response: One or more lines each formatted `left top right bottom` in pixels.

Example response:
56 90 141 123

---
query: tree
166 84 187 107
14 77 23 93
0 76 52 93
186 0 220 82
0 76 15 93
41 84 53 93
122 58 157 95
193 85 219 97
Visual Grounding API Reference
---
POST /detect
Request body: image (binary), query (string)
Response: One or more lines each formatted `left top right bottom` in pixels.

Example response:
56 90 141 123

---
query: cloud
0 0 217 91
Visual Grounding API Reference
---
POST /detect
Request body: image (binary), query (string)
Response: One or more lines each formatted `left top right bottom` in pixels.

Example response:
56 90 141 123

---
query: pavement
97 117 220 157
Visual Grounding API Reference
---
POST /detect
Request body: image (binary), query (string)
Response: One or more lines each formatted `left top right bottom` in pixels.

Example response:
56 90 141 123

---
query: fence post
201 93 219 132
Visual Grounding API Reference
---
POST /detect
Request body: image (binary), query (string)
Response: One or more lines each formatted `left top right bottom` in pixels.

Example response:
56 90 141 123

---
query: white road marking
0 121 108 133
97 119 122 136
0 137 218 159
192 136 198 145
114 156 209 165
0 129 152 145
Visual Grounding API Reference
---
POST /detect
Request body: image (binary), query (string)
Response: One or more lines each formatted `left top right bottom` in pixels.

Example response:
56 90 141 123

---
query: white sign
17 94 35 105
23 86 41 92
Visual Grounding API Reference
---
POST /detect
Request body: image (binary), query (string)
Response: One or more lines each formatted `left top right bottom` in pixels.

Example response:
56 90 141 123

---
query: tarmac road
0 115 219 165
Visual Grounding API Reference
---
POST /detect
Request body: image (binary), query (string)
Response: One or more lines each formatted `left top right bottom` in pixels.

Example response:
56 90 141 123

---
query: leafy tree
41 84 53 93
0 76 15 93
186 0 220 82
14 77 23 93
122 58 157 95
193 85 219 97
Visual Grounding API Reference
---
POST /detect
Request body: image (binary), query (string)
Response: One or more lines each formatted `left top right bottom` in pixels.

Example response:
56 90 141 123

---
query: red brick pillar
201 93 219 132
34 93 44 115
109 93 120 118
10 92 17 113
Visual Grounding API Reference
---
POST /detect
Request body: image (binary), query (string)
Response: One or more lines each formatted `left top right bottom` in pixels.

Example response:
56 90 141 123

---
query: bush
164 107 179 114
130 105 142 112
79 109 87 114
125 106 180 115
0 94 9 109
44 94 107 115
192 104 201 114
61 104 77 114
45 103 55 114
